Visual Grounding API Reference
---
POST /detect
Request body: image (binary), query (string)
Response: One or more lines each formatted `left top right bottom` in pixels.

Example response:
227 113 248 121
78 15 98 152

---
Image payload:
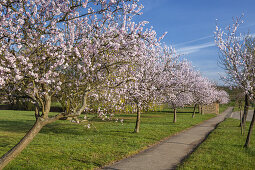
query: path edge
173 107 233 169
99 107 233 170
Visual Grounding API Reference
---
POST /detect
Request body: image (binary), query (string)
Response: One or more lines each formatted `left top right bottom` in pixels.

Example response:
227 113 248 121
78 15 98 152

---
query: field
0 107 215 169
178 118 255 169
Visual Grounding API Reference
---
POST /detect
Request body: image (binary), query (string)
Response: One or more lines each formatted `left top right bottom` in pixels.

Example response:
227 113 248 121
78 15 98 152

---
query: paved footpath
102 107 233 170
229 110 254 121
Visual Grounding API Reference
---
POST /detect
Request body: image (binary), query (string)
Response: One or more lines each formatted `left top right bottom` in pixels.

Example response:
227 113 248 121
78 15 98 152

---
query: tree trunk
241 94 250 133
240 109 243 135
192 104 197 118
173 108 177 123
0 119 46 169
244 108 255 148
134 105 141 133
200 105 204 115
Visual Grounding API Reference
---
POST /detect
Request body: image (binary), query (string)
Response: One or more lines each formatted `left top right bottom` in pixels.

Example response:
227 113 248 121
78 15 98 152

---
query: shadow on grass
155 110 196 114
109 130 134 134
246 148 255 157
116 114 137 118
0 112 205 138
137 121 173 126
101 132 141 139
0 120 87 136
0 120 34 133
0 137 15 147
73 158 102 167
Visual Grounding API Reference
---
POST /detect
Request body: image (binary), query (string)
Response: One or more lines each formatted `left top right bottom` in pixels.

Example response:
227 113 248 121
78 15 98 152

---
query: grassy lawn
0 107 216 169
178 118 255 170
233 106 255 112
219 104 232 114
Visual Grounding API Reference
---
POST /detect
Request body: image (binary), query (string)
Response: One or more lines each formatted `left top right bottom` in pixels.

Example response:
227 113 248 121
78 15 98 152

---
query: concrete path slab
229 110 254 121
102 107 233 170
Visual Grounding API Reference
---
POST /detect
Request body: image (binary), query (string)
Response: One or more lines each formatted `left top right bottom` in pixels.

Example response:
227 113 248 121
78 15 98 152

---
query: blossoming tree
215 17 255 148
161 60 205 122
0 0 157 167
121 44 176 132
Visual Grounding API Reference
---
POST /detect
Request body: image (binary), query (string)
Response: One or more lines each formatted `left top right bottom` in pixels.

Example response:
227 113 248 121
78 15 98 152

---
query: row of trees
215 16 255 148
0 0 228 168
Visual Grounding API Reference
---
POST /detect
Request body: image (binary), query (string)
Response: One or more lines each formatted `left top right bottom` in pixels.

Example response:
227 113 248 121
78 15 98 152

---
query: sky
135 0 255 85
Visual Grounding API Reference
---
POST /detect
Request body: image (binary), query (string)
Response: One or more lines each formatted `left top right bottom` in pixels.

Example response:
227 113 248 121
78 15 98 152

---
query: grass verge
178 118 255 170
0 107 215 169
219 104 231 114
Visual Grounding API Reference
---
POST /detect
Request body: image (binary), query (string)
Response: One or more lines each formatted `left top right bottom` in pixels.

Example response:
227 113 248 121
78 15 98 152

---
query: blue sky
136 0 255 85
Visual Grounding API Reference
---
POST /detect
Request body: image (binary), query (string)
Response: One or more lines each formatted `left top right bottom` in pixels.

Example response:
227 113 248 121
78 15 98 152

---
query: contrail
175 35 213 46
174 22 255 47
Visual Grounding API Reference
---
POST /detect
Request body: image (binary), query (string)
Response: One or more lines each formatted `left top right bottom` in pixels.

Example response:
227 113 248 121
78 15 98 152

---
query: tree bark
240 109 243 135
240 94 250 132
244 108 255 148
192 104 197 118
0 119 46 169
200 105 204 115
134 105 141 133
173 108 177 123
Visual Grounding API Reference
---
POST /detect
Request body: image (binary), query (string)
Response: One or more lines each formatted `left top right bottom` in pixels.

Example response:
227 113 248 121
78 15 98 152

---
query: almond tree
120 44 175 133
188 72 212 117
190 74 212 117
160 59 228 121
215 89 229 104
192 79 224 115
241 94 250 133
161 60 196 123
215 17 255 148
0 0 157 167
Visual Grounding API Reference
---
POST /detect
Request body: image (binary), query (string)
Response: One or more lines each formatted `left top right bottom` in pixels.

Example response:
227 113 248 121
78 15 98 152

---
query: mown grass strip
0 107 216 169
178 118 255 170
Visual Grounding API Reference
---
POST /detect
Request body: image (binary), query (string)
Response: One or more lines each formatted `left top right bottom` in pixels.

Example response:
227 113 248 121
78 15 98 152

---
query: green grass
219 102 254 113
0 107 216 169
178 118 255 170
233 106 255 112
219 104 231 113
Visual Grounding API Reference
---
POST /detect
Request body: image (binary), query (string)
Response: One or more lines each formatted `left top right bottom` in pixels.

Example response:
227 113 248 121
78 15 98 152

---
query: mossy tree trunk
240 107 244 135
134 104 141 133
0 91 89 169
0 119 46 169
0 93 61 169
192 104 197 118
241 94 250 134
173 108 177 123
244 108 255 148
200 105 204 115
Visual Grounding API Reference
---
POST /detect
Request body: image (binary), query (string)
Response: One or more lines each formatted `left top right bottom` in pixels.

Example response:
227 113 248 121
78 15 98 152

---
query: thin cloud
175 35 213 46
177 42 215 55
